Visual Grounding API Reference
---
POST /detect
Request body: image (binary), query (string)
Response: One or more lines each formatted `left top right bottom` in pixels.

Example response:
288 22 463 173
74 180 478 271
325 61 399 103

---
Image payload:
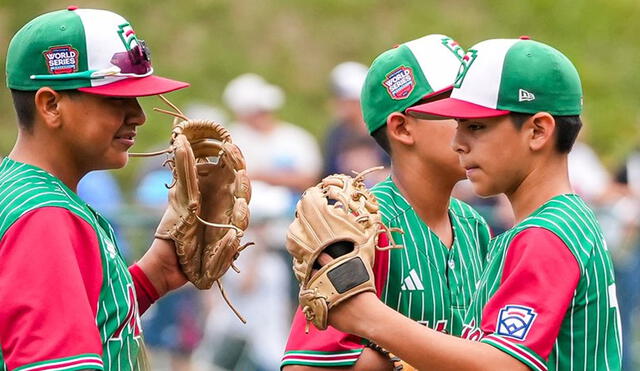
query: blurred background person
596 151 640 371
568 129 610 204
196 181 293 371
323 62 389 182
223 73 322 199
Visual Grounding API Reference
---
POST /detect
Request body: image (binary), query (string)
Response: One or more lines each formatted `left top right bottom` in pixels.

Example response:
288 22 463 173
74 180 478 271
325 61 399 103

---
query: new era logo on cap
518 89 535 102
406 38 583 119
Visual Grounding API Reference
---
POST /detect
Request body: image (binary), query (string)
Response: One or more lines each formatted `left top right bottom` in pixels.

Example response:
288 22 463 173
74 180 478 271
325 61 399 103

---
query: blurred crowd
77 64 640 371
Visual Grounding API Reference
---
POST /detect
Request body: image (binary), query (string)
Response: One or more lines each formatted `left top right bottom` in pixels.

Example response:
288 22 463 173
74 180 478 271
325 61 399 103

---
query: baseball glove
130 96 252 322
286 168 402 332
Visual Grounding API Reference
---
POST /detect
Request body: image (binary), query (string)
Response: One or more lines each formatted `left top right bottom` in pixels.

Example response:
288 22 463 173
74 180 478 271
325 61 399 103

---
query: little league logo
383 66 415 100
453 49 478 88
42 45 79 74
496 304 537 341
441 37 465 61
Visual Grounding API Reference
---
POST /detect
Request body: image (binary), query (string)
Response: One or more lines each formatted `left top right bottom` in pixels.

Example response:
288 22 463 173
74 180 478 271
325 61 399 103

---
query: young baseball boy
282 34 491 370
0 7 191 370
323 37 622 371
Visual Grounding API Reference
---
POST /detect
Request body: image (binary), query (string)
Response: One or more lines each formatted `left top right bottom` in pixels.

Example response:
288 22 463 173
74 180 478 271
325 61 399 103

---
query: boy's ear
34 87 64 129
526 112 556 152
386 112 414 147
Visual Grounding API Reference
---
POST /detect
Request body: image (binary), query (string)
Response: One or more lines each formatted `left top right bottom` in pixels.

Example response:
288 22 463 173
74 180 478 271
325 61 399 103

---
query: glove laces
128 94 252 324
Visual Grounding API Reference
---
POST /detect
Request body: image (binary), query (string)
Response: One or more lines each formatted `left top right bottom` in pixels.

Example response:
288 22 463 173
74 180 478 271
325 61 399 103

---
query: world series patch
43 45 79 75
383 66 415 100
496 304 537 341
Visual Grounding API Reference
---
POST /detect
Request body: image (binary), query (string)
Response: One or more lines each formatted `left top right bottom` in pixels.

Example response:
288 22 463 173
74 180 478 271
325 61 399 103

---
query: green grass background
1 0 639 191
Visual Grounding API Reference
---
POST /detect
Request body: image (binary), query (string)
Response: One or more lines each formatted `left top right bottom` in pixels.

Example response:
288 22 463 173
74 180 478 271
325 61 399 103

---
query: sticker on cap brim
43 45 79 75
383 66 415 100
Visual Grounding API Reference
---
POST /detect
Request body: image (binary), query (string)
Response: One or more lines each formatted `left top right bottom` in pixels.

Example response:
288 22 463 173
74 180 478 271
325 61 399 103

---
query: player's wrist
330 291 383 338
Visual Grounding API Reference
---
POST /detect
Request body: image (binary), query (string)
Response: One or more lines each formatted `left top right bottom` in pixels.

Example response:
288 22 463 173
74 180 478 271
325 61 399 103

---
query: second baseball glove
287 169 402 332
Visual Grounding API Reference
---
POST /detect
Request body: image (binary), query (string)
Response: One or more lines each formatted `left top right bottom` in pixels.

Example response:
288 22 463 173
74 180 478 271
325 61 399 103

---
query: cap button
67 5 78 11
519 35 531 40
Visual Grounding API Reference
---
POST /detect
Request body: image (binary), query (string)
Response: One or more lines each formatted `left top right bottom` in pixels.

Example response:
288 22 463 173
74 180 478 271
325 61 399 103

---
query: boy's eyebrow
456 119 468 123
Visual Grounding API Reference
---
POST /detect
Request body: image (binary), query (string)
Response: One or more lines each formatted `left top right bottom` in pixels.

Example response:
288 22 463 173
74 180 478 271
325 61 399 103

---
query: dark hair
371 126 391 155
10 89 37 131
510 112 582 153
11 89 81 131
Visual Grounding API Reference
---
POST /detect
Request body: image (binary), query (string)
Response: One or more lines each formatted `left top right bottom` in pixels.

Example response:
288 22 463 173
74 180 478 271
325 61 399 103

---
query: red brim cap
78 75 189 97
406 97 510 120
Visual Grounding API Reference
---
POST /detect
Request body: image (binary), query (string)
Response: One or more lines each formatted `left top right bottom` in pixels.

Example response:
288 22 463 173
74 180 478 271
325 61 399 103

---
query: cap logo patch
117 23 140 50
453 49 478 88
383 66 415 100
42 45 79 75
441 37 465 61
496 304 537 341
518 89 535 102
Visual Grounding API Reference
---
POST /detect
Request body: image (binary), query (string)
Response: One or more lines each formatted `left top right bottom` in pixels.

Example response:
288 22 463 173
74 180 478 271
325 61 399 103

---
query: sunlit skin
8 87 187 296
9 88 145 190
452 115 532 198
452 113 573 223
59 93 145 172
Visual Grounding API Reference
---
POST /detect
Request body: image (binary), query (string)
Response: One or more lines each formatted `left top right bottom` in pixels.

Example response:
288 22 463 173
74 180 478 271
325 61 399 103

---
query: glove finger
222 143 246 170
234 169 252 202
173 134 200 211
231 198 250 231
204 229 238 280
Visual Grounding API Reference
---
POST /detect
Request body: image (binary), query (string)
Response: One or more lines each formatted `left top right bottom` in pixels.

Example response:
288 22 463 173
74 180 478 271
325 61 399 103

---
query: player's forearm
334 293 527 371
136 238 187 297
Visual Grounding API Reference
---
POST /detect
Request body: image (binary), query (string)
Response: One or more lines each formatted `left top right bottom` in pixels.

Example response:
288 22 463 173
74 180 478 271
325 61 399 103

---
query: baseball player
322 37 622 370
282 34 491 370
0 7 191 370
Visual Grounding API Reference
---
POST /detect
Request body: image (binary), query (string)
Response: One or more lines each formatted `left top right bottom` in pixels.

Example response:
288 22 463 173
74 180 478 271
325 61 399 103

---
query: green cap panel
6 9 90 91
497 40 582 115
361 45 433 134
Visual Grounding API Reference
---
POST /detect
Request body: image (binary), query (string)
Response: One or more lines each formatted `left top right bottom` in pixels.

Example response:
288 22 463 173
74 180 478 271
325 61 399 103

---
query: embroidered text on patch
383 66 415 100
496 305 537 341
43 45 79 75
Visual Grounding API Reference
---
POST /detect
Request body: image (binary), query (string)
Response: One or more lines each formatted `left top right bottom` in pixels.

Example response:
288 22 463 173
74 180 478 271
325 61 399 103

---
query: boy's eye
468 123 484 130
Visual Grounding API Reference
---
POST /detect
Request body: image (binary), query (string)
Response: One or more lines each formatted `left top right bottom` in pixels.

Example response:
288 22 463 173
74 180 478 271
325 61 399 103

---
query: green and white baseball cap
407 37 582 119
6 6 189 96
360 34 465 133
